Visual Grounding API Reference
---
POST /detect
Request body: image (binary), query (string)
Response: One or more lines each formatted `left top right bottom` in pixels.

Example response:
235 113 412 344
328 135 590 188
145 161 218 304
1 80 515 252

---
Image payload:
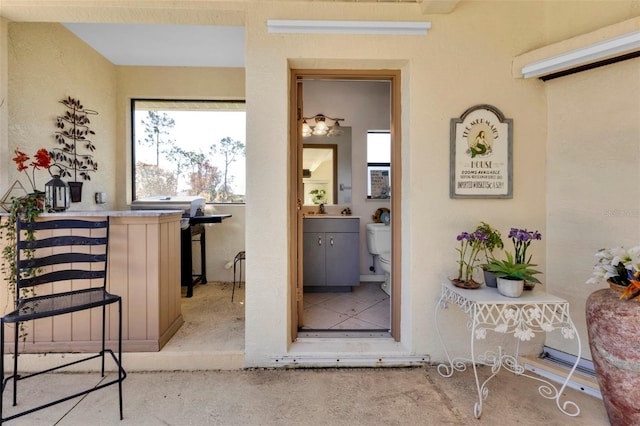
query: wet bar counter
0 210 184 352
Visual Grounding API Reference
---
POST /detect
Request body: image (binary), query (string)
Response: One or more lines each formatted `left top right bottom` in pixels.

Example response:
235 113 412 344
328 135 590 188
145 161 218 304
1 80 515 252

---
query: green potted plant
485 252 541 297
475 222 504 288
309 188 327 204
507 227 542 289
0 148 51 339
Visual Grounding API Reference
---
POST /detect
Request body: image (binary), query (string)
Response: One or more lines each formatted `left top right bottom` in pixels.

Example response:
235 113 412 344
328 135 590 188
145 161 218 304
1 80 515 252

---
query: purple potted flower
452 229 488 288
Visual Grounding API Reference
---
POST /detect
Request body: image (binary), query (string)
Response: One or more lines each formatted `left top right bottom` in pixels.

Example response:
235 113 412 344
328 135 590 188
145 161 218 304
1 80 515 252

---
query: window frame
130 98 246 204
366 130 391 199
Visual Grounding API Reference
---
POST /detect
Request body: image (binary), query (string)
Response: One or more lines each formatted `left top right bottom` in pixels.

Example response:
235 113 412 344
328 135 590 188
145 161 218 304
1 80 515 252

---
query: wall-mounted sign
370 169 390 199
450 104 512 198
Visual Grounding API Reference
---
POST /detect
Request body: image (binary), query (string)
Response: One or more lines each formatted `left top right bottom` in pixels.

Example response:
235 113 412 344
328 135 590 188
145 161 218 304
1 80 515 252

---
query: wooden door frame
289 69 402 341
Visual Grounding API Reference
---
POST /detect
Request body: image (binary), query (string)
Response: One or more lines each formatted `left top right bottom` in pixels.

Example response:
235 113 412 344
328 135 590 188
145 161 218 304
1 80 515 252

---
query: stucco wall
7 23 117 210
243 0 554 365
545 57 640 360
242 0 640 366
2 0 640 368
0 19 8 191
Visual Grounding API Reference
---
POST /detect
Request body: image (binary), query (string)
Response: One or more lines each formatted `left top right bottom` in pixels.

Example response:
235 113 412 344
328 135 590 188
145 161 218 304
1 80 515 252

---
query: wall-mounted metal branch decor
50 96 99 202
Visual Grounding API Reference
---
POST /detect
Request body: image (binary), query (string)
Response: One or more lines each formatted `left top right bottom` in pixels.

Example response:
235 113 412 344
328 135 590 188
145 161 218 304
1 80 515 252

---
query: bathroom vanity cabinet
303 217 360 290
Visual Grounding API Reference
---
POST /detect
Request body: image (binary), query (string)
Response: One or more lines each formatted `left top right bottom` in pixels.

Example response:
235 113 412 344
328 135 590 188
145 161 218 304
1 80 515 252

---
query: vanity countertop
303 214 361 219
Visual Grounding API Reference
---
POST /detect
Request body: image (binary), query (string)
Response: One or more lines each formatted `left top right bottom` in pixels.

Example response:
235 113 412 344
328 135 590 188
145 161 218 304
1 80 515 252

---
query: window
131 99 246 203
367 131 391 199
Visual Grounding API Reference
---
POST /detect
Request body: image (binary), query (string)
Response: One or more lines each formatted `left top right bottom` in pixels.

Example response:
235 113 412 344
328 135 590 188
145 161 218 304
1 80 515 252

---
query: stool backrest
15 218 110 306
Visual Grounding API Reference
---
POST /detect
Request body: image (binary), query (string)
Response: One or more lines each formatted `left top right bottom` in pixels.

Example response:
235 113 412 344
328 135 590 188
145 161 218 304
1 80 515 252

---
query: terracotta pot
450 278 482 290
608 280 628 294
586 288 640 425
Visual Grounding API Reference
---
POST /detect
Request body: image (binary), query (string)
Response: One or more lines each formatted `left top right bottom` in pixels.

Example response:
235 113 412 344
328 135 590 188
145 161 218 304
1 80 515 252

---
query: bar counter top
1 209 184 217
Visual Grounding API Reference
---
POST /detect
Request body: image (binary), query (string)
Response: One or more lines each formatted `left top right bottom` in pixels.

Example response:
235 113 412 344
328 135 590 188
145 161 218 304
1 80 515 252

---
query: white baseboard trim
360 274 385 283
520 351 601 400
272 354 429 367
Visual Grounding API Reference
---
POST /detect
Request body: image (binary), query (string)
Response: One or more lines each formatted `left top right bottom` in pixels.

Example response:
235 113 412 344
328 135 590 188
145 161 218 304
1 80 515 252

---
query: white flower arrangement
587 245 640 301
586 245 640 286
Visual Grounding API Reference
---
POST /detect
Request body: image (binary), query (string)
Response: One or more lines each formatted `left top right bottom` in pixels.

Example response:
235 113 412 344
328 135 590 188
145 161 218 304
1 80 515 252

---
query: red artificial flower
31 148 52 170
11 147 52 192
12 148 29 172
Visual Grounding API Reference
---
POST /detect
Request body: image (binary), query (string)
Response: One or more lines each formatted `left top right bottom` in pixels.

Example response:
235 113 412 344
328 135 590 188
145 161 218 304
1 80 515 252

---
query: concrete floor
2 366 609 425
2 283 611 425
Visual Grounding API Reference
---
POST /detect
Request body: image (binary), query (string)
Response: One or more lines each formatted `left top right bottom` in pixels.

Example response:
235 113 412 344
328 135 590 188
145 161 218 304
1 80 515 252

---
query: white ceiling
63 23 245 67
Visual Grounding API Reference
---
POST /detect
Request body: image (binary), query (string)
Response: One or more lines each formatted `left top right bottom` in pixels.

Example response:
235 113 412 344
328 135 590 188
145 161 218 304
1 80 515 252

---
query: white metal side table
435 281 581 419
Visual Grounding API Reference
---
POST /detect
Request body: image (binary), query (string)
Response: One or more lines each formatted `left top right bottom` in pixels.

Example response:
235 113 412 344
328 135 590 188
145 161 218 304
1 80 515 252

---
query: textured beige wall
243 0 553 364
545 57 640 360
0 19 8 191
243 0 640 365
7 23 117 210
2 0 640 367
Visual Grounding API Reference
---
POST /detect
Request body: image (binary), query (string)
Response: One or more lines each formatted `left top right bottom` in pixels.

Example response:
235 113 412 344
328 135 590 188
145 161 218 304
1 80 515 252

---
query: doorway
289 69 402 341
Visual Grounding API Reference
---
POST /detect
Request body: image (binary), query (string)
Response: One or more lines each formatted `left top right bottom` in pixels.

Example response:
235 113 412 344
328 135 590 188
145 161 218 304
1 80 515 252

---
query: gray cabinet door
303 218 360 287
303 232 326 286
326 232 360 286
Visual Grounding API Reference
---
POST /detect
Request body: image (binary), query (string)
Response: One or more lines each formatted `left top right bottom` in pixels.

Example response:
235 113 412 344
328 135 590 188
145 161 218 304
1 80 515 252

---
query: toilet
365 223 392 296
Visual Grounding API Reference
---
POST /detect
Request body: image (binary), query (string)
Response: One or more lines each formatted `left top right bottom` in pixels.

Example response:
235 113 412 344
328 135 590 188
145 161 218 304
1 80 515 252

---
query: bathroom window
131 99 246 203
367 131 391 199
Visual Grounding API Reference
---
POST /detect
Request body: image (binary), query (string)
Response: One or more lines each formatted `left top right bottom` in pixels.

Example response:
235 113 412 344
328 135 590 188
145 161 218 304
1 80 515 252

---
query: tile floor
301 282 390 330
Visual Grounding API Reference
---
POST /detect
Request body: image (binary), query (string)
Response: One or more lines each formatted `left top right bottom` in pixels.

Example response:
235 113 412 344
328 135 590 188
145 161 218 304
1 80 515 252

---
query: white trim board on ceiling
267 20 431 35
521 30 640 79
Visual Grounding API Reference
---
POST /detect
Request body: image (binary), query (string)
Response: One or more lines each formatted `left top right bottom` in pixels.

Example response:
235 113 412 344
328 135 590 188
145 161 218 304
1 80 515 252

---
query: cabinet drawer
303 218 359 233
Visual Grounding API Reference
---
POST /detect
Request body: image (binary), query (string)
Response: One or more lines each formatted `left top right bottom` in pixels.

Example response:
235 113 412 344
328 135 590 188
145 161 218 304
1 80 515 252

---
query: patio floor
2 365 609 425
3 282 610 425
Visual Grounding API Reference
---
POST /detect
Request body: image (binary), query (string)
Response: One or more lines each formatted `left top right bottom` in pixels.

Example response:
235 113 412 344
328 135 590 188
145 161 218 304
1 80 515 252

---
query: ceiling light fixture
301 114 344 137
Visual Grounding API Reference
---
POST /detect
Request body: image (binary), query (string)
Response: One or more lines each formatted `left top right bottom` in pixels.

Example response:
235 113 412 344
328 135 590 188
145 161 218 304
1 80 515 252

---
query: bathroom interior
296 77 393 335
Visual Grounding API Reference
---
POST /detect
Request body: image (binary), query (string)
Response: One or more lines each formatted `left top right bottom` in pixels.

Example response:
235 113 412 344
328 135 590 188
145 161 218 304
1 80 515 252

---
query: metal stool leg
232 258 237 302
232 251 245 302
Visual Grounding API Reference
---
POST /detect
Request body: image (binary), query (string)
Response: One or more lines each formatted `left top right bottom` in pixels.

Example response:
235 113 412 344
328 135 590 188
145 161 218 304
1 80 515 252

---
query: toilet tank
365 223 391 255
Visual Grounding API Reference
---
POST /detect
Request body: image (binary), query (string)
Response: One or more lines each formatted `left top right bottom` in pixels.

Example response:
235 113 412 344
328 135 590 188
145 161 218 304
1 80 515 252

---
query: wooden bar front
0 211 184 352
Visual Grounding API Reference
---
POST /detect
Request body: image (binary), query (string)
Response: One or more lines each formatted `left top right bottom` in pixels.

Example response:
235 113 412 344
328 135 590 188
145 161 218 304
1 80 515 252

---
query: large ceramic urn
586 288 640 425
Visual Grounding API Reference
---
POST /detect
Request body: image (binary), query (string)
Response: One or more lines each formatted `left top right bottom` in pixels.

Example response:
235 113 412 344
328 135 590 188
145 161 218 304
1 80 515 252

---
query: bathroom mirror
302 127 352 206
